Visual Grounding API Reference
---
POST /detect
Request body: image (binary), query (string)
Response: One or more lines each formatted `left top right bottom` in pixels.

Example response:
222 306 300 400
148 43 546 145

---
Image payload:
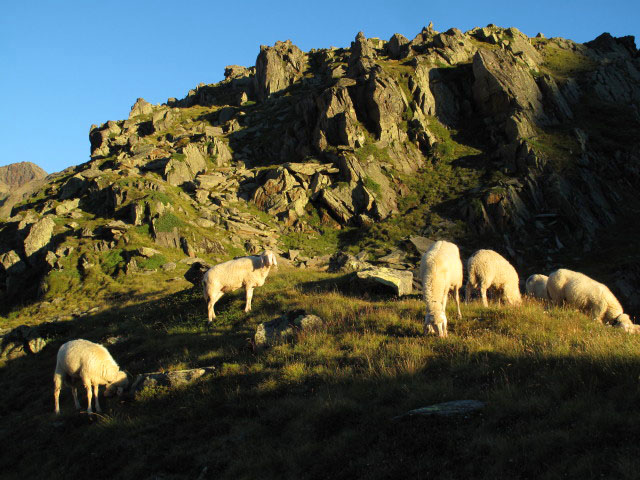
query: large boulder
23 216 56 258
355 267 414 296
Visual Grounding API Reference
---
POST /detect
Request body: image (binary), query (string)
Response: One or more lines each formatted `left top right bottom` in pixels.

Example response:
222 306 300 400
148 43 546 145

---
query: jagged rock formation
1 24 639 312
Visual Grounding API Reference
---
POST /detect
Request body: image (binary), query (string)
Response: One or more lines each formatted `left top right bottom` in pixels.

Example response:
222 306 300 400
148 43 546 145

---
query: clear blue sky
1 0 638 174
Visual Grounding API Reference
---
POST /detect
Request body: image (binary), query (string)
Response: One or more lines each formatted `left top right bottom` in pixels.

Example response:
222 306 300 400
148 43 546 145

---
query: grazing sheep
614 316 640 334
53 339 128 415
525 274 549 300
547 268 631 325
202 250 278 322
465 249 521 307
546 268 588 304
419 240 463 337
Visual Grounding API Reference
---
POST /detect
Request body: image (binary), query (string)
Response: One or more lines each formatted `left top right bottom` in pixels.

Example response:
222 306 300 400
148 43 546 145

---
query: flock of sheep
420 240 635 337
52 246 635 414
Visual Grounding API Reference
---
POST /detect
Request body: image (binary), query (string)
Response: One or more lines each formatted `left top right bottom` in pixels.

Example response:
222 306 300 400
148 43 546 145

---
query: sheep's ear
270 253 278 267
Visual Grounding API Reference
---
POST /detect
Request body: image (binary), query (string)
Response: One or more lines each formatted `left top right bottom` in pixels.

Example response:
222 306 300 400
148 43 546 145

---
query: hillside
0 23 640 478
1 24 639 313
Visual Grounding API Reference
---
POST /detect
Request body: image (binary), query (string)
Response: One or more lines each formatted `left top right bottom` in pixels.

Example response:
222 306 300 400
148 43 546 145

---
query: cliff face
1 24 639 311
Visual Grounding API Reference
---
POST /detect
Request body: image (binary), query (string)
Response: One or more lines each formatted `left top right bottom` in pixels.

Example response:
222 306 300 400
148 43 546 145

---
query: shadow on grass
4 282 640 479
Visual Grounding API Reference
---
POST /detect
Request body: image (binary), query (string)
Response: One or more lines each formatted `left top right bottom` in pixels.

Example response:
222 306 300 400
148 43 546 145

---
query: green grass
355 115 485 252
3 267 640 479
137 254 168 271
538 40 598 81
154 213 184 233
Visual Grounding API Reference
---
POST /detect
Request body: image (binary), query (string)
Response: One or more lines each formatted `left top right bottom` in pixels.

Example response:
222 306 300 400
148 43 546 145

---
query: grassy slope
2 266 640 479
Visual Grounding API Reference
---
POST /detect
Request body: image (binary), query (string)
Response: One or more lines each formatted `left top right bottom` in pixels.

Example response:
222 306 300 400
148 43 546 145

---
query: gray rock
378 249 406 265
138 247 160 258
130 367 216 396
393 400 486 420
55 198 80 216
254 310 324 349
129 97 153 118
59 175 87 200
255 40 306 101
408 236 436 255
355 267 414 296
24 216 56 258
328 252 372 273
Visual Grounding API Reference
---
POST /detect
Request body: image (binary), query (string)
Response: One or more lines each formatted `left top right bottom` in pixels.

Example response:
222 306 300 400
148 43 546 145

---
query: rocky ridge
1 24 639 311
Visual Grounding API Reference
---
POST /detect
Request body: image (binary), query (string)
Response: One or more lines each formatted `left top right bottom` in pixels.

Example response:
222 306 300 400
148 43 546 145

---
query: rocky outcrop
129 97 154 118
313 78 365 149
472 48 545 140
255 40 307 101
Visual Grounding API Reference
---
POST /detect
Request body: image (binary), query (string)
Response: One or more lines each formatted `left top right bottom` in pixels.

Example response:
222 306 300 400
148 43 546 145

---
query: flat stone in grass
393 400 486 420
130 367 216 397
355 266 413 296
254 310 324 349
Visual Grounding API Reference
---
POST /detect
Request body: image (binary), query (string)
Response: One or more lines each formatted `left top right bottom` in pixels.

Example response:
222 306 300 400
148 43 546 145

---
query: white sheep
53 339 128 415
465 249 521 307
547 268 631 325
419 240 463 337
525 274 549 300
613 315 640 334
202 250 278 322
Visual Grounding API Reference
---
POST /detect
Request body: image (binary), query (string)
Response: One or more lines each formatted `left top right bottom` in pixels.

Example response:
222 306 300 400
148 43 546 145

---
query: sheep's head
506 287 522 306
261 250 278 268
104 371 129 397
424 311 447 336
615 313 632 326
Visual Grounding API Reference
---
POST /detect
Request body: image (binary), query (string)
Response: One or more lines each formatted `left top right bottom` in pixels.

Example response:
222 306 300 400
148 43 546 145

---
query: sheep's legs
424 314 435 336
72 387 80 410
53 374 62 415
454 288 462 319
436 321 447 338
207 291 223 322
244 287 254 313
93 384 102 413
465 283 472 303
480 288 489 307
84 380 93 414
